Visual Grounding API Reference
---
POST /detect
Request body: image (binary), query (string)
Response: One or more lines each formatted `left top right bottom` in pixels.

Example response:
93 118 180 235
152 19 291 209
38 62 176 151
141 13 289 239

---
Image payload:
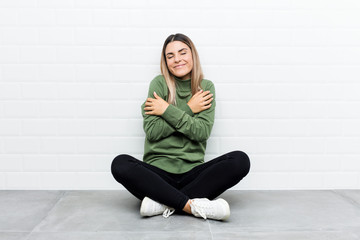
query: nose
174 54 181 63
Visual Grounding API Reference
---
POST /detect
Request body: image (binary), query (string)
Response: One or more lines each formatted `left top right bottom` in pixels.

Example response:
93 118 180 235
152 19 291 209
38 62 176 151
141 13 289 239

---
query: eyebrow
166 48 188 56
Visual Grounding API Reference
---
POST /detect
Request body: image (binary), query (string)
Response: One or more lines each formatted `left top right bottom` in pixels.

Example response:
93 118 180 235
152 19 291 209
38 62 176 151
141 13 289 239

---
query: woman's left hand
144 92 169 116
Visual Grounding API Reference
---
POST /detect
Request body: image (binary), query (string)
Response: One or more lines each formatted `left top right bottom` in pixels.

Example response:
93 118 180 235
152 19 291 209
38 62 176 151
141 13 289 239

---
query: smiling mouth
174 64 186 68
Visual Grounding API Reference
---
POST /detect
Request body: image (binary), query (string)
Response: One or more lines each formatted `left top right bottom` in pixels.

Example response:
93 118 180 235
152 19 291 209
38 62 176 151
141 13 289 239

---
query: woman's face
165 41 193 80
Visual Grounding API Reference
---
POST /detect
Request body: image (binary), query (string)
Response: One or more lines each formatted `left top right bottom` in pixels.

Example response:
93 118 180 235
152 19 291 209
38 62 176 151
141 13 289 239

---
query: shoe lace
162 208 175 218
190 200 214 220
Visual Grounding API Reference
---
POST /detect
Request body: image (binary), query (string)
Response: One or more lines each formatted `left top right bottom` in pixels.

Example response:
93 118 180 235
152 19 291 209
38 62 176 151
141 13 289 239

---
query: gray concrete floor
1 190 360 240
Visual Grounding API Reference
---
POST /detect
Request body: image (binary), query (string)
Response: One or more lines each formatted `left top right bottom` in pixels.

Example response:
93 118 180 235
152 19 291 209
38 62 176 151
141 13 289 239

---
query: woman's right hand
187 90 213 114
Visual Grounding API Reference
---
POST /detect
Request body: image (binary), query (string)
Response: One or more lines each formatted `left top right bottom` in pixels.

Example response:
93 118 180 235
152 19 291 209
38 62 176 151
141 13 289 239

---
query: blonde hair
160 33 204 105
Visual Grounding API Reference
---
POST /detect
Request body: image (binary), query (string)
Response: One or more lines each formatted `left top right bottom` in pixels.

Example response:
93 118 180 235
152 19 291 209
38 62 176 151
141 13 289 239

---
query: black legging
111 151 250 211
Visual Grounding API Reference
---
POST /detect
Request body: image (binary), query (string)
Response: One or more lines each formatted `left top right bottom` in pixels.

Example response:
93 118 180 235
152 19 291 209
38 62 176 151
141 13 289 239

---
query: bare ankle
182 199 192 214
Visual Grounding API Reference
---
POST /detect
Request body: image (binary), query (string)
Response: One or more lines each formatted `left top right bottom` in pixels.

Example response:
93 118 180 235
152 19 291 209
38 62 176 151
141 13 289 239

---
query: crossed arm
141 82 215 142
144 90 213 116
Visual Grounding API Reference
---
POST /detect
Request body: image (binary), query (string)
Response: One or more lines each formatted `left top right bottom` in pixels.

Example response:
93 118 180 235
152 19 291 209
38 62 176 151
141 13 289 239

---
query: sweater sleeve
161 82 215 142
141 76 176 142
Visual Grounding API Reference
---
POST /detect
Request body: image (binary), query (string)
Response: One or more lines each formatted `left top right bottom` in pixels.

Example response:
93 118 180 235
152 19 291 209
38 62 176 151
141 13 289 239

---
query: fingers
144 106 153 110
145 111 156 115
192 90 212 99
203 97 213 106
203 93 213 101
153 91 163 100
201 103 212 110
144 98 153 112
193 90 212 100
195 89 203 96
199 90 213 105
199 90 211 98
144 103 155 114
144 99 152 107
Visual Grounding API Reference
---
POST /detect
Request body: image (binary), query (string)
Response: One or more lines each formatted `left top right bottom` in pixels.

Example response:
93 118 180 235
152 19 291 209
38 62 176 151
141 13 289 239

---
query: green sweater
141 75 216 174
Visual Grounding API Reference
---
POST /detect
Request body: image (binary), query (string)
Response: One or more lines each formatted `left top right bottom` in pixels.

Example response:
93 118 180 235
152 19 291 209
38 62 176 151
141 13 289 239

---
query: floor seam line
332 190 360 209
208 220 213 240
24 190 66 239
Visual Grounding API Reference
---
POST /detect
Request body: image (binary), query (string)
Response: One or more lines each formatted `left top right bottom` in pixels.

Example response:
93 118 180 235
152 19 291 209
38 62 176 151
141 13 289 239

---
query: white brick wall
1 0 360 190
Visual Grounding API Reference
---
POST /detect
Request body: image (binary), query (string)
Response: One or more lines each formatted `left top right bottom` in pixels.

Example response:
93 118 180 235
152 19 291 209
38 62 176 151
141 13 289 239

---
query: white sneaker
190 198 230 220
140 197 175 218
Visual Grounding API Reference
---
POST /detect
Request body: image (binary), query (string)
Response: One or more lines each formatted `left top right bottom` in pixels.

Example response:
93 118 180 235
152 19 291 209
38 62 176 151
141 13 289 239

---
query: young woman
111 33 250 220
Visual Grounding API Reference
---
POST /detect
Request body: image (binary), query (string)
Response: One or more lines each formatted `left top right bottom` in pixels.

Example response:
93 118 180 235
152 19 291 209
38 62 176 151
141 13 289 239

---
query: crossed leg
111 151 250 212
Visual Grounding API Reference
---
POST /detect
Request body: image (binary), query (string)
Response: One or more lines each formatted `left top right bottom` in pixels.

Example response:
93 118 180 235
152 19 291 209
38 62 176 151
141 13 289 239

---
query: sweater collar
174 75 191 81
174 76 191 98
174 76 191 89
